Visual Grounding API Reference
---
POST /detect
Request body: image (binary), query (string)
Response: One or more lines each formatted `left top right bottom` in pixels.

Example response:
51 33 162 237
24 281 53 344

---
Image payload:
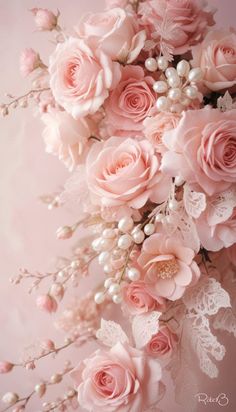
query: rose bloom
86 136 171 209
138 234 200 301
143 111 181 153
104 65 156 136
161 108 236 196
49 37 121 119
42 109 95 170
75 8 146 64
71 342 163 412
145 325 178 357
20 48 42 77
139 0 215 55
30 8 58 31
191 30 236 92
122 280 166 315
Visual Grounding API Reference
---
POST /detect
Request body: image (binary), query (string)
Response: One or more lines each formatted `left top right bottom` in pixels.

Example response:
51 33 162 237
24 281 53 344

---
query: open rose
161 108 236 196
49 37 121 119
75 8 146 64
71 342 163 412
122 280 166 315
138 234 200 301
86 136 171 209
191 30 236 92
145 325 178 357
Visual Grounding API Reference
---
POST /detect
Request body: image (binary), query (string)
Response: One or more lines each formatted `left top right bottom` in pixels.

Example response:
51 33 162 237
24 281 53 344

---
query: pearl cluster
145 56 203 113
93 217 156 305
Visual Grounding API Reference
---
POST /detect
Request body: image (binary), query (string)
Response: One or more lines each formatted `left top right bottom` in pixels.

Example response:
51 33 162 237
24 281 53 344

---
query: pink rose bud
40 339 55 351
56 225 73 240
50 283 64 300
36 294 58 313
2 392 19 406
0 361 14 374
30 8 58 31
19 48 42 78
34 382 46 398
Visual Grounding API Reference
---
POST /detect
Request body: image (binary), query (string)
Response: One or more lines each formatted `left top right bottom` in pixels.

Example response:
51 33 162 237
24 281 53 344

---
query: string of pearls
145 56 203 113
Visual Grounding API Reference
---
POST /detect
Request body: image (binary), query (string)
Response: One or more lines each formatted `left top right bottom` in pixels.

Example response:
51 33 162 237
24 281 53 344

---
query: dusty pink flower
145 325 178 357
161 108 236 196
49 37 121 119
122 280 166 315
86 136 171 209
42 109 95 170
0 362 14 374
19 48 43 77
191 30 236 92
36 294 57 313
143 111 181 153
71 342 163 412
75 8 146 64
138 234 200 301
104 65 156 136
139 0 215 55
30 8 58 31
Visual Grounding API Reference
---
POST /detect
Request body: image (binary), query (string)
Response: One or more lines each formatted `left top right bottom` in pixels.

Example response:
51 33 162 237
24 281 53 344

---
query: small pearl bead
188 68 203 83
177 60 190 77
104 263 114 274
156 96 169 111
127 267 141 281
98 251 110 265
155 213 163 222
153 81 168 94
132 230 145 244
168 88 181 101
109 283 121 295
144 223 155 236
184 86 198 100
118 234 133 250
92 238 102 252
94 292 105 304
157 56 168 71
165 67 177 78
118 217 134 233
112 294 122 304
104 277 114 289
168 200 178 211
102 228 116 239
145 57 158 72
168 75 181 88
175 176 185 186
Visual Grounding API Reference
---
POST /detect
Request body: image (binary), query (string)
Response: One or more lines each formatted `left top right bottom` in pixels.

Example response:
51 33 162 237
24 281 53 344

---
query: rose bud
30 8 58 31
56 225 73 240
0 361 14 373
36 294 58 313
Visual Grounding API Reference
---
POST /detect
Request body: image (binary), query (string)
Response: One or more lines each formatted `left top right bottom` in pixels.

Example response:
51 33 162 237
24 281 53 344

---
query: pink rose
145 325 178 357
19 48 43 77
30 8 58 31
42 109 95 170
122 280 166 315
104 65 156 136
75 8 146 64
138 234 200 301
161 108 236 196
143 111 181 153
49 37 121 119
71 342 163 412
86 136 171 209
139 0 215 55
191 30 236 92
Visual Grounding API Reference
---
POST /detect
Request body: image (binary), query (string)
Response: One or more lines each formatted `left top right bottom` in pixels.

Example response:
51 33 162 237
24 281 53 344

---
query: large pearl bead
112 294 122 304
132 230 145 244
127 267 141 281
118 217 134 233
145 57 158 72
98 251 110 265
118 234 133 250
108 283 121 295
153 81 168 94
156 96 169 111
184 86 198 99
157 56 168 71
168 75 181 88
188 68 203 83
177 60 190 77
94 292 105 304
165 67 177 78
144 223 155 236
168 88 181 101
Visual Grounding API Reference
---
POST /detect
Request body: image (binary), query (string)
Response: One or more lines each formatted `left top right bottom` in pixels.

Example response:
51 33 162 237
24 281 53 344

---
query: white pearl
132 230 145 244
98 251 110 265
175 176 185 186
2 392 19 405
127 267 141 281
170 103 183 113
153 80 168 94
177 60 190 77
109 283 121 295
118 234 133 250
102 228 116 239
104 263 114 274
156 96 169 111
112 294 122 304
184 86 198 100
157 56 168 71
188 68 203 83
145 57 158 72
92 238 102 252
168 88 181 101
94 292 105 304
155 213 163 222
168 200 178 211
100 237 113 251
165 67 177 78
144 223 155 236
168 75 181 88
104 277 114 289
118 217 134 233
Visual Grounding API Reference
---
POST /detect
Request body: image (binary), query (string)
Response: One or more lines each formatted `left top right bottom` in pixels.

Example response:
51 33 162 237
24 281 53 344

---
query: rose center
155 258 179 279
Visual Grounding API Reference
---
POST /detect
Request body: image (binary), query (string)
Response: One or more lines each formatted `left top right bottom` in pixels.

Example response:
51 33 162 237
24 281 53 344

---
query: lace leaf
96 319 129 347
183 184 206 218
213 308 236 337
207 187 236 225
217 91 236 112
132 311 161 349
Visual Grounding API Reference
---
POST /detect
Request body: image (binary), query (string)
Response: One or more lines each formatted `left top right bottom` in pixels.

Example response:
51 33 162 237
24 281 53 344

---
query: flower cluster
1 1 236 412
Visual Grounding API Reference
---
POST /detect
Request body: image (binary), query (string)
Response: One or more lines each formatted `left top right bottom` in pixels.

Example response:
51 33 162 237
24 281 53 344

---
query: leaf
207 187 236 225
132 311 161 349
96 319 129 347
183 184 206 219
213 308 236 338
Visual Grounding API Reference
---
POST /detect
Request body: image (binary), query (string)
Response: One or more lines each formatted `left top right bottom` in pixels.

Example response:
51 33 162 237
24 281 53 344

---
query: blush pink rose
19 48 43 77
139 0 215 55
42 109 95 171
145 325 178 357
104 65 156 136
75 8 146 64
71 342 163 412
191 30 236 92
138 234 200 301
86 136 171 209
30 8 58 31
49 37 121 119
122 280 166 315
143 111 181 153
161 108 236 196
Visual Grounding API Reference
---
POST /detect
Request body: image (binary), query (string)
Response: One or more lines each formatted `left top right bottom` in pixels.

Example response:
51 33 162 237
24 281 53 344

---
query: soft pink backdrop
0 1 236 411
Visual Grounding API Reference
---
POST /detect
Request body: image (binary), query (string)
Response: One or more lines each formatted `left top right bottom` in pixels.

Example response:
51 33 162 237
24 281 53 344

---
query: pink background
0 1 236 411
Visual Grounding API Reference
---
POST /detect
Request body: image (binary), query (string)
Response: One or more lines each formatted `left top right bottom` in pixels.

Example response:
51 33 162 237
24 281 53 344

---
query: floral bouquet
1 0 236 411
